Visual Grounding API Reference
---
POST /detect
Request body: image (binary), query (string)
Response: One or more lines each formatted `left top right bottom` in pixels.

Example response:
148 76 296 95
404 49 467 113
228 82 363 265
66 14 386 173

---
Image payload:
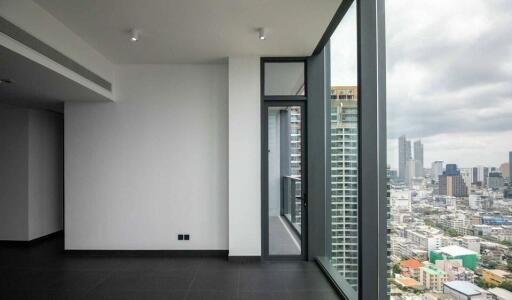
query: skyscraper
439 164 468 197
413 140 424 177
398 135 411 181
431 161 443 182
509 152 512 183
330 86 358 286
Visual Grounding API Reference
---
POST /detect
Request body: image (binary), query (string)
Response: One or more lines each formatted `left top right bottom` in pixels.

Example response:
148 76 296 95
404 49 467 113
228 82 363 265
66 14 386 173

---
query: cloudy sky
331 0 512 170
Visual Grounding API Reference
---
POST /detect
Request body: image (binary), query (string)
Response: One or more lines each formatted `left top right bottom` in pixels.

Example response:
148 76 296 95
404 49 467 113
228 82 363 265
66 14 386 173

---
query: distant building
405 159 422 185
509 151 512 183
414 140 424 177
400 259 422 279
473 165 489 187
482 269 512 286
420 264 448 291
429 245 479 270
432 161 444 183
489 287 512 300
499 162 509 179
439 164 468 197
459 168 473 187
399 135 412 181
442 281 488 300
487 171 504 190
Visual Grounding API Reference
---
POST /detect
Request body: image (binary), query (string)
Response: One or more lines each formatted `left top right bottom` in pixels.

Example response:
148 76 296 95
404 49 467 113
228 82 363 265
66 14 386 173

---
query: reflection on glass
264 63 305 96
268 106 302 255
328 1 359 293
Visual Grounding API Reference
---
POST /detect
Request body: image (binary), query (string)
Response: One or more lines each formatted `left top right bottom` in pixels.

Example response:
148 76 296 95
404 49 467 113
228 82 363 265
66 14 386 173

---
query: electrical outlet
178 234 184 240
184 234 190 241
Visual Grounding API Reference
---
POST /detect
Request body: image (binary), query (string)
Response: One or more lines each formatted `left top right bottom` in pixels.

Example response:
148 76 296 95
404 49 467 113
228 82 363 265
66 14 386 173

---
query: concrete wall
28 109 64 240
64 64 228 250
228 57 261 256
0 104 63 241
0 105 29 240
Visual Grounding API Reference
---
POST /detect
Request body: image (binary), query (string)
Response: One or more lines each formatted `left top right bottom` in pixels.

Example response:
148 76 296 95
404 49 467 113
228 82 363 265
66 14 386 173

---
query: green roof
422 265 447 276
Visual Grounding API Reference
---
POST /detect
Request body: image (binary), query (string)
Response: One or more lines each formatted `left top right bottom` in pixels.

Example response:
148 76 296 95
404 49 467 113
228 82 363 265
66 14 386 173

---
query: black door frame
261 57 308 261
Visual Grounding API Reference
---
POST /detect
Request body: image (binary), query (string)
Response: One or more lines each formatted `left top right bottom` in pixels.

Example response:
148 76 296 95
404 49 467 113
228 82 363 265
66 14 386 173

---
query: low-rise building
420 264 448 291
429 245 479 270
488 287 512 300
442 281 489 300
482 269 512 286
400 259 422 279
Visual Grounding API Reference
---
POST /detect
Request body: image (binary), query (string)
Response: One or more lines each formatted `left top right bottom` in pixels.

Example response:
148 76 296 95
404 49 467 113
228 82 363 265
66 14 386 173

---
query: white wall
65 64 228 250
0 105 29 240
228 57 261 256
28 109 64 240
0 104 63 241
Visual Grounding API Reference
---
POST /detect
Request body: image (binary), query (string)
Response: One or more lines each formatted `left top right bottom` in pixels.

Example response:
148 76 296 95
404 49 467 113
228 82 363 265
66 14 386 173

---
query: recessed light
130 29 140 42
258 28 266 40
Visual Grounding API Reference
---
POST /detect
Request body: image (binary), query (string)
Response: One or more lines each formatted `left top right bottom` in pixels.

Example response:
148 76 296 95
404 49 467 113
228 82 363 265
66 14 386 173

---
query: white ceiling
34 0 341 64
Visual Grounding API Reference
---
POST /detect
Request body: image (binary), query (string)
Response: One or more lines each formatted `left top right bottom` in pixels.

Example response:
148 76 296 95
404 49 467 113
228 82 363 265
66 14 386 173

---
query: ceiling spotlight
258 28 266 40
130 29 140 42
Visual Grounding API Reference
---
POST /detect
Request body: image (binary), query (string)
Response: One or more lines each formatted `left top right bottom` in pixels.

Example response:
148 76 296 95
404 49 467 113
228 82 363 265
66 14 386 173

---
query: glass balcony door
262 101 307 259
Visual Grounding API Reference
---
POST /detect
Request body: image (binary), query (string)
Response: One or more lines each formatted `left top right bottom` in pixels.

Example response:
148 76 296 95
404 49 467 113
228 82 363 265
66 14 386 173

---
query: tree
500 280 512 292
447 228 460 237
393 263 401 275
507 259 512 272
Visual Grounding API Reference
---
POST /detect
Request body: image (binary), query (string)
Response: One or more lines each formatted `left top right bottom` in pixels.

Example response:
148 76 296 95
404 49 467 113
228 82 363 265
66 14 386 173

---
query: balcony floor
269 216 301 255
0 233 340 299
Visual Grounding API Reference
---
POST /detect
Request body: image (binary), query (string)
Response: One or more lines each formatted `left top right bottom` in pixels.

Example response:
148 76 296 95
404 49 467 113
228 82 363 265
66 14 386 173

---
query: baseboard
228 256 262 263
0 230 63 246
64 249 229 257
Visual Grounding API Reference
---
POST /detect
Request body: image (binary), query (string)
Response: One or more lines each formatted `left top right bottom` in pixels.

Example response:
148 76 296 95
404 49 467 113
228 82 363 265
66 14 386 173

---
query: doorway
262 101 307 260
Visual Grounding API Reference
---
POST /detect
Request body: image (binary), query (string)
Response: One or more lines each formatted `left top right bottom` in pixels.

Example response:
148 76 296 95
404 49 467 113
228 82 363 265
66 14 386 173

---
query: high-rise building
413 140 424 176
439 164 468 197
330 86 358 286
473 165 489 187
398 135 411 181
431 161 444 182
488 171 504 190
459 168 473 187
509 151 512 183
500 162 509 179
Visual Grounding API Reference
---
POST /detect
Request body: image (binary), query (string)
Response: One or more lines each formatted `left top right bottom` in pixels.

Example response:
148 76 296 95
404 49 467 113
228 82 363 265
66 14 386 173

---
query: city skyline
385 0 512 169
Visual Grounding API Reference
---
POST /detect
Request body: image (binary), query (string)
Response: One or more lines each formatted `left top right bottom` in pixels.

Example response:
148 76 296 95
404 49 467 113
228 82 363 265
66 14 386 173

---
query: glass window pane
264 62 305 96
328 1 359 295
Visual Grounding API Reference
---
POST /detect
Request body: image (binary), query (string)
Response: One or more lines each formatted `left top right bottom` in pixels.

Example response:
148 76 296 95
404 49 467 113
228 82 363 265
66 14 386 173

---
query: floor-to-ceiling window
328 1 359 292
386 1 512 299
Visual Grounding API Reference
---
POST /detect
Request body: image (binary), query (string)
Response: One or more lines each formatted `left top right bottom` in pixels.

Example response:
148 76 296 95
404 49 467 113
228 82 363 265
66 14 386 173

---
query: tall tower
398 135 411 181
509 152 512 183
330 86 359 287
413 140 424 177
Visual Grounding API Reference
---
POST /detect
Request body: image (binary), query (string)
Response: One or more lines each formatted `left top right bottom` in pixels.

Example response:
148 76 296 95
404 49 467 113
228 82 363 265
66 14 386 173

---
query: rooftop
489 287 512 299
486 269 511 277
422 265 447 276
443 281 481 296
437 245 477 256
400 259 422 269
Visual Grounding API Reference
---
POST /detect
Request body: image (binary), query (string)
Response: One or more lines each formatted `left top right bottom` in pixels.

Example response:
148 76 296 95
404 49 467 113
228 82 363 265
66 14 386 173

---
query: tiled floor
0 233 340 300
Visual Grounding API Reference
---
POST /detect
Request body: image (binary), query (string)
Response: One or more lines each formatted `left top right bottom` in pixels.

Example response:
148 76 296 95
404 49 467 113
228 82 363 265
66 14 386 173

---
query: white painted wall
0 105 29 240
0 0 114 99
64 64 228 250
228 57 261 256
28 109 64 240
0 104 63 241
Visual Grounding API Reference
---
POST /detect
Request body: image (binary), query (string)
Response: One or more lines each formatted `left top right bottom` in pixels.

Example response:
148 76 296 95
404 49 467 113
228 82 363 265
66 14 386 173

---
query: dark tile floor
0 234 340 300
